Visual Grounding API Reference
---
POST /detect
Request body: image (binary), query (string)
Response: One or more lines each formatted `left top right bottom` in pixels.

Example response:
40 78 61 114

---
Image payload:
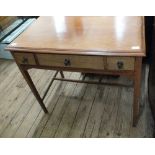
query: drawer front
107 57 135 70
37 54 105 70
13 53 36 65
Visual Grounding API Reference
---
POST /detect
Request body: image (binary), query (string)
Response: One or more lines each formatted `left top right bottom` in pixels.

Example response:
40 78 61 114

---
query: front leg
18 65 48 113
133 57 142 126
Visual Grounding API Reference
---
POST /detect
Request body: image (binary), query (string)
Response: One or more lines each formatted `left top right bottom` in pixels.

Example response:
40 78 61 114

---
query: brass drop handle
22 57 28 64
64 58 71 66
117 61 124 69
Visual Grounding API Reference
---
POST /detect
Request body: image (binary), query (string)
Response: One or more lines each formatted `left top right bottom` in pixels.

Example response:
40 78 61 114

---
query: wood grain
54 77 87 138
4 16 146 130
6 16 145 57
40 73 81 137
68 82 98 137
1 70 53 137
0 69 46 136
31 72 72 137
29 72 72 138
0 60 154 138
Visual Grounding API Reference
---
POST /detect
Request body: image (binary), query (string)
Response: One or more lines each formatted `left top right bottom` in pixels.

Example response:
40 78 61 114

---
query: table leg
60 71 64 78
18 66 48 113
133 57 142 126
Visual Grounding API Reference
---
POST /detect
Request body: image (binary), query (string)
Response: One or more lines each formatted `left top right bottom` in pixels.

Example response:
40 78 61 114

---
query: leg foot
60 71 64 78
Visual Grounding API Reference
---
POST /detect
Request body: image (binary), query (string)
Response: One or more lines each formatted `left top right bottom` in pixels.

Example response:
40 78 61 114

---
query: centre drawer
36 54 105 70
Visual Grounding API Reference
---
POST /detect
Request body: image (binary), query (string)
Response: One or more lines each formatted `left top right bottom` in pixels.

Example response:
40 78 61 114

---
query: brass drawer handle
64 58 71 66
117 61 124 69
22 57 28 64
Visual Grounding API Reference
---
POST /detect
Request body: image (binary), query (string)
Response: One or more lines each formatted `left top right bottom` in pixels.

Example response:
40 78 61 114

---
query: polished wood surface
6 16 145 127
6 16 145 56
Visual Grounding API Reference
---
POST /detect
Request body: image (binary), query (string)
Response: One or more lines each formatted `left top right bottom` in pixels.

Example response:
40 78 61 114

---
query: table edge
5 46 145 57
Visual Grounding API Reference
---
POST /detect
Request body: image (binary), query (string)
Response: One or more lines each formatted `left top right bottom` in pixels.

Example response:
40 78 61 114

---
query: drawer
13 53 36 65
107 57 135 70
37 54 105 70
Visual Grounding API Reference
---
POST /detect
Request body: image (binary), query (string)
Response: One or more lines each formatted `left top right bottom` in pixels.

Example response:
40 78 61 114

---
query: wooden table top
6 16 145 56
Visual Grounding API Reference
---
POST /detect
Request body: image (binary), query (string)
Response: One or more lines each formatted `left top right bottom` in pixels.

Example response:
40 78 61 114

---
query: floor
0 59 154 138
